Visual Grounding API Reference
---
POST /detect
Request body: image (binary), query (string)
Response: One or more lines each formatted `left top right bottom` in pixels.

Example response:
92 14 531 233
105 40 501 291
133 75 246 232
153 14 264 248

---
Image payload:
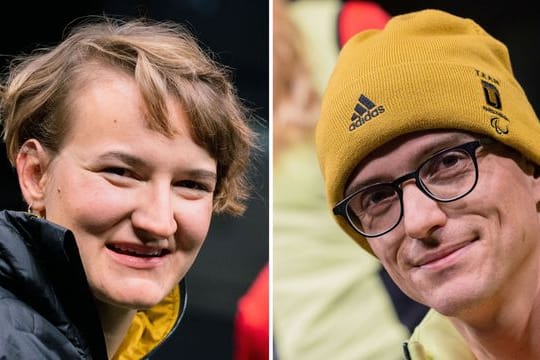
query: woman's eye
176 180 212 192
103 167 133 178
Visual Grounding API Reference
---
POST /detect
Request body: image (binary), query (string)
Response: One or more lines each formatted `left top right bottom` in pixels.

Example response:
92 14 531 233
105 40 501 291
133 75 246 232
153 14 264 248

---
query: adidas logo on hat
349 94 385 131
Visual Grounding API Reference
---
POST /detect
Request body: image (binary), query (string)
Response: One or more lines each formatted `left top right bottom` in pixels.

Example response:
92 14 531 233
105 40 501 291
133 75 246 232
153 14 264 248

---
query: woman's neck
96 301 137 359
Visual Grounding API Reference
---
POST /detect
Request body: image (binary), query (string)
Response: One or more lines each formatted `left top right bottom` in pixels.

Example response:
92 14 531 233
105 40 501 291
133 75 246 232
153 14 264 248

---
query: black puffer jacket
0 210 108 359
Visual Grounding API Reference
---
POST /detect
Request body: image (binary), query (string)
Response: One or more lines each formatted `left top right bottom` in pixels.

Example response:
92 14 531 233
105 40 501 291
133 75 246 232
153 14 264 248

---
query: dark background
0 1 268 359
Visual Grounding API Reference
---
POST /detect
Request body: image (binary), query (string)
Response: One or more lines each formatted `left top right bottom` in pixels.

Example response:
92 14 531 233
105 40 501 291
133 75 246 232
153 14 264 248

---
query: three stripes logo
349 94 385 131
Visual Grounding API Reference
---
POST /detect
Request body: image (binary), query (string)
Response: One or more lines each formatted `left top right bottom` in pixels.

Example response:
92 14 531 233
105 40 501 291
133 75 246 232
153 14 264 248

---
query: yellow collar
112 281 185 359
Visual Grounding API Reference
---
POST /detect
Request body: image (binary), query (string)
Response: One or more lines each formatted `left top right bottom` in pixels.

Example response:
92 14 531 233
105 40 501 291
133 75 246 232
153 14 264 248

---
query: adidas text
349 105 385 131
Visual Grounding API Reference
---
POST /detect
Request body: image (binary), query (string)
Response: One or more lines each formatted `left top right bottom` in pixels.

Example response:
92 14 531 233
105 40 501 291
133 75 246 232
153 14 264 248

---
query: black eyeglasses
333 138 493 237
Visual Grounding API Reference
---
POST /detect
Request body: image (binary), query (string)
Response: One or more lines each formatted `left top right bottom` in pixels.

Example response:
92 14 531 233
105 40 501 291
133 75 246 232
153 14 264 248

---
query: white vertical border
268 0 274 358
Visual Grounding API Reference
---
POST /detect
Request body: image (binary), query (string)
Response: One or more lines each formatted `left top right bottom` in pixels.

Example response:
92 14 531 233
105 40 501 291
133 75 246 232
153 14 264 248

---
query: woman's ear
15 139 52 216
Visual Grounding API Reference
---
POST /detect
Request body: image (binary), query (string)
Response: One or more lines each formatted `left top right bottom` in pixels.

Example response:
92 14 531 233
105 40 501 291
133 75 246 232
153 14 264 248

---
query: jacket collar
403 309 475 359
0 210 186 359
0 210 108 359
113 278 187 359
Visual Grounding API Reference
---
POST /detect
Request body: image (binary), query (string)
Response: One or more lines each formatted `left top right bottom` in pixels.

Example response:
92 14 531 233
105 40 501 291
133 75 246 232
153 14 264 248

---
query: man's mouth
414 238 479 268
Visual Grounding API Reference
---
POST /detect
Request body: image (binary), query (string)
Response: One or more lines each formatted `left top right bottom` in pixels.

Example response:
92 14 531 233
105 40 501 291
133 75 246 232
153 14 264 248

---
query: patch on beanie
349 94 386 131
477 69 509 135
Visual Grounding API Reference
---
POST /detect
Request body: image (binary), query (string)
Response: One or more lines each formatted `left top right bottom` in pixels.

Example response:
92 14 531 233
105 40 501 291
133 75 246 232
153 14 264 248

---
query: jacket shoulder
0 286 90 358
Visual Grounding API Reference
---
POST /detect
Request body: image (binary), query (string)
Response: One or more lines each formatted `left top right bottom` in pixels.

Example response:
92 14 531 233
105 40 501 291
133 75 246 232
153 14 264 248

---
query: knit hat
315 9 540 255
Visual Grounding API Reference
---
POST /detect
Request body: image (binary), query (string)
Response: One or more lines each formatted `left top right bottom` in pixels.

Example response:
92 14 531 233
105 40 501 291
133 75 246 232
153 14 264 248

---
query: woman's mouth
106 243 168 258
105 243 171 269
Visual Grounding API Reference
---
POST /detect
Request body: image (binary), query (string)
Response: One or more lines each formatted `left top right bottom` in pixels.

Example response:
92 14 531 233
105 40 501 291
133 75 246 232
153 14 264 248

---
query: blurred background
290 0 540 117
0 1 268 359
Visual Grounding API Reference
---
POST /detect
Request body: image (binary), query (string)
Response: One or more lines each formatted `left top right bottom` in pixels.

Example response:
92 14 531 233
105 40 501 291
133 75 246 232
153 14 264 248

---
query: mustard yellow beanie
315 9 540 255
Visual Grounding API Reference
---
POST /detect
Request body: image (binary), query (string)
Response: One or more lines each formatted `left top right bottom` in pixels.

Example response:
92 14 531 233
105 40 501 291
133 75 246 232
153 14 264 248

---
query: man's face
40 68 217 310
346 130 540 316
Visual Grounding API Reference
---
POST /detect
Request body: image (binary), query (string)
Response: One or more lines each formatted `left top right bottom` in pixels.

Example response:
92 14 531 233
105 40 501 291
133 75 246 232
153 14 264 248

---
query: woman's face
39 69 216 309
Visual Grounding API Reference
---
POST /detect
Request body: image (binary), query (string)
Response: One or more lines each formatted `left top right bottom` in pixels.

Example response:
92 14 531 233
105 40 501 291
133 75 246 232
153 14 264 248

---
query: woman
0 16 255 359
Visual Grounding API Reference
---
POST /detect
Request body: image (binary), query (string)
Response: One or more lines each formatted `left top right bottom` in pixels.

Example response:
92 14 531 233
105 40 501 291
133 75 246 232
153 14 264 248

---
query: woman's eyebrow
97 151 146 168
187 169 217 182
98 150 217 181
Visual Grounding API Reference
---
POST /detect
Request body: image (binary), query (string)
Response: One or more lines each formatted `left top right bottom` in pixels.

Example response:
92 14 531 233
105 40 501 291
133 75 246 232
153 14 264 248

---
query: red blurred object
338 1 391 47
233 263 269 360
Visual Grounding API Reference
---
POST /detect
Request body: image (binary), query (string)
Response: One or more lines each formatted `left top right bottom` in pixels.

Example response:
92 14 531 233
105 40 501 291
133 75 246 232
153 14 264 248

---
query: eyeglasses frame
333 138 494 238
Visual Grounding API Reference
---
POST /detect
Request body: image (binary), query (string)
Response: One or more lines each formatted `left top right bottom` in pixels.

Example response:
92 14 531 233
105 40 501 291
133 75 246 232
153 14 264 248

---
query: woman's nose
131 182 177 240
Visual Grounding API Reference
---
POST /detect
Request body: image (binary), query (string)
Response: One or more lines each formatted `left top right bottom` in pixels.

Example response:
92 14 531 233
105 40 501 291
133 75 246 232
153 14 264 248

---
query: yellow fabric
406 309 475 359
288 0 341 95
315 9 540 255
112 286 181 360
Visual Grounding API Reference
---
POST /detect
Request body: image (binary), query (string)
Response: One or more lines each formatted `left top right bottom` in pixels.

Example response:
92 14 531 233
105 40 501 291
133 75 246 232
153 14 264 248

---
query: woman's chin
94 283 171 310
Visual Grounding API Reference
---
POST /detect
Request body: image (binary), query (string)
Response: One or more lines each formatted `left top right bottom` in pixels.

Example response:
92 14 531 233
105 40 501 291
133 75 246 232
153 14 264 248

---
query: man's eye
367 189 394 204
439 153 461 168
426 151 468 175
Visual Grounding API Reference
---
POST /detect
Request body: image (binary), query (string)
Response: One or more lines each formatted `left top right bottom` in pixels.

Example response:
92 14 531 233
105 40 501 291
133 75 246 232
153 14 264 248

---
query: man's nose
401 183 447 240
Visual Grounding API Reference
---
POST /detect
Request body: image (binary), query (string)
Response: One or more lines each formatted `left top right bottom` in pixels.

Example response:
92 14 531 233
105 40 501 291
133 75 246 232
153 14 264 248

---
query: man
315 9 540 359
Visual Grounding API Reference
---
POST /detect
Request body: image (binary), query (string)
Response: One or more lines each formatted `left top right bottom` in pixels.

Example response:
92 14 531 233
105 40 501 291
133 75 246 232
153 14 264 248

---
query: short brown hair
0 16 256 215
